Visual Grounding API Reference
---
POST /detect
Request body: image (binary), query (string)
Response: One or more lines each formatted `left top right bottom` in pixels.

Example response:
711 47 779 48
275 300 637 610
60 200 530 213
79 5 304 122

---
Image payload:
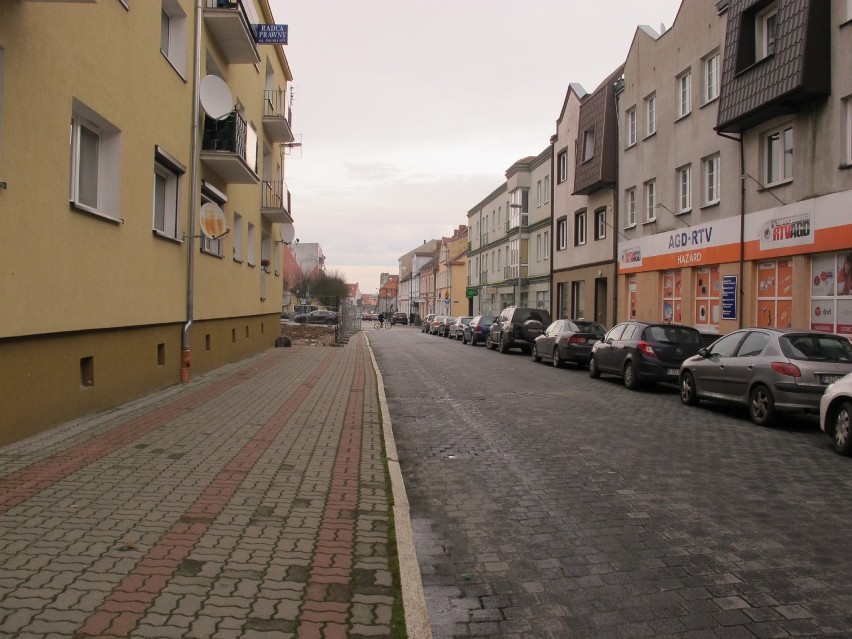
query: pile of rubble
278 323 340 347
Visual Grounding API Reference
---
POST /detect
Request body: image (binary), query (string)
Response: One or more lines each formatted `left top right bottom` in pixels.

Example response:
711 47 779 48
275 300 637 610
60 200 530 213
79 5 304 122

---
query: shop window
756 260 793 327
810 252 852 337
662 270 682 323
695 266 721 332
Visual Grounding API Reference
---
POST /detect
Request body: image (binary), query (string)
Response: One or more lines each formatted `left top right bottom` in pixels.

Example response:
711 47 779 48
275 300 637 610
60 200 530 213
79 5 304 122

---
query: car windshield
781 335 852 362
644 325 702 344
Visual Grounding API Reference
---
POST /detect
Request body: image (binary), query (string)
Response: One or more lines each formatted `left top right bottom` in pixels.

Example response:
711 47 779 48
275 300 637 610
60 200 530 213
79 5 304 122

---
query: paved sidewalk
0 333 430 639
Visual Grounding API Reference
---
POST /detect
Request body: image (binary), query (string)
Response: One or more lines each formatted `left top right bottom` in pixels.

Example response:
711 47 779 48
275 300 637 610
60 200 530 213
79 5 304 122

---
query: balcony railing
261 180 292 223
200 112 259 184
480 232 488 246
480 271 488 284
504 264 529 280
506 214 529 232
203 0 259 65
262 89 295 143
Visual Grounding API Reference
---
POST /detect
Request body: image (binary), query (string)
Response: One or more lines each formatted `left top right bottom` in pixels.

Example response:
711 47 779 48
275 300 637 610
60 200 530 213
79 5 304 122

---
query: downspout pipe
717 129 744 330
182 0 204 382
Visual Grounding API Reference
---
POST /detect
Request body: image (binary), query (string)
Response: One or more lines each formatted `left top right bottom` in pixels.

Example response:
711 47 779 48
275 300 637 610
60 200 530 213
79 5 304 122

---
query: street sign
444 296 450 305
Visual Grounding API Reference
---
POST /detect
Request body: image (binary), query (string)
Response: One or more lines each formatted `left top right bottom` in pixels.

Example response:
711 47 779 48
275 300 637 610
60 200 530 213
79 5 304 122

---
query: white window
625 187 636 227
594 208 606 241
756 3 778 60
765 126 793 185
644 180 656 222
845 97 852 167
247 222 256 266
677 70 691 118
543 176 550 203
582 129 595 162
70 99 121 220
543 230 549 259
626 107 637 147
575 210 587 246
536 233 542 261
160 0 187 76
536 180 542 207
702 153 721 205
677 164 692 213
558 151 568 183
556 218 567 250
703 52 720 103
232 212 243 261
645 94 656 136
153 146 184 240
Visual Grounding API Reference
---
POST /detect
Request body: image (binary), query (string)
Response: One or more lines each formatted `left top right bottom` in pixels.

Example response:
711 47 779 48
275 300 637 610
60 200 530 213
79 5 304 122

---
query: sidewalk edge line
366 335 433 639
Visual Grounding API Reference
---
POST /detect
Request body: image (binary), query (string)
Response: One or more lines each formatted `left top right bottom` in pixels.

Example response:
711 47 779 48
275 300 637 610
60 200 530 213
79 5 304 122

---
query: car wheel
487 336 496 350
531 347 541 363
552 348 563 368
832 401 852 455
588 355 601 379
499 335 510 354
462 333 468 344
623 361 641 390
749 384 776 426
680 371 699 406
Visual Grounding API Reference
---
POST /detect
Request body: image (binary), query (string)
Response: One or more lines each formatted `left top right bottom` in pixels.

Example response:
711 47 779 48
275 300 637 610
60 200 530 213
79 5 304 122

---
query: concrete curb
366 335 433 639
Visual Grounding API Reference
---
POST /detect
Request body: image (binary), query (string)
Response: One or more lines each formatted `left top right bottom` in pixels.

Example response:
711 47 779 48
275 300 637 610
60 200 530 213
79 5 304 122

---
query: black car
589 321 703 390
390 312 408 325
463 315 497 345
487 307 552 354
532 320 607 368
293 309 339 325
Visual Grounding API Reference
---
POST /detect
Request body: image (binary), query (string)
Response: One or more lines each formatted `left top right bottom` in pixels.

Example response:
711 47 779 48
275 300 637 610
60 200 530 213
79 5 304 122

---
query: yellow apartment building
0 0 295 445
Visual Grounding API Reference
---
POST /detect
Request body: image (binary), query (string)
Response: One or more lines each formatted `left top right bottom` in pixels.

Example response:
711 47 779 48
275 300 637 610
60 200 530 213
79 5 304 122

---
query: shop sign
759 210 813 251
253 24 288 45
465 287 479 298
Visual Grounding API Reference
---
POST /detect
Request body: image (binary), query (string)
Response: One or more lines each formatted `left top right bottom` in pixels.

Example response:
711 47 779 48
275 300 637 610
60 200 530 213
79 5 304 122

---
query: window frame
152 145 185 241
703 51 720 103
677 164 692 214
582 128 595 162
702 153 721 206
557 151 568 184
574 209 587 246
645 93 657 137
543 176 550 203
764 125 793 186
594 207 606 241
626 107 637 147
160 0 187 77
677 69 692 119
756 3 778 60
69 100 121 221
556 217 568 251
625 187 637 228
644 179 657 223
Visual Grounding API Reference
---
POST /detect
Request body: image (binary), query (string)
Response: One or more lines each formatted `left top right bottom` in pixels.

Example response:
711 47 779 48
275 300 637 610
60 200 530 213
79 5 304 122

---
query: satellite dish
200 75 233 119
199 202 227 240
279 222 295 244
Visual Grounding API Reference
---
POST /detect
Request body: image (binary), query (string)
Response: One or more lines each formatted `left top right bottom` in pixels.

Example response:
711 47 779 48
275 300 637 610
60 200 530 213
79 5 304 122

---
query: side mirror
698 347 709 357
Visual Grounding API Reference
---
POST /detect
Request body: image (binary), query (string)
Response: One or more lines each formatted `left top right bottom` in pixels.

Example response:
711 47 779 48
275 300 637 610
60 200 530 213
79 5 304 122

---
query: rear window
781 335 852 362
513 309 551 325
644 325 702 344
479 316 497 326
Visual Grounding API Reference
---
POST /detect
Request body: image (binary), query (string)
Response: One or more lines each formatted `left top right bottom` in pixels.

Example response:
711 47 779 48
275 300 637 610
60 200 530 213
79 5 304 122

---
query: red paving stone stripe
0 356 282 516
75 350 338 638
297 344 365 638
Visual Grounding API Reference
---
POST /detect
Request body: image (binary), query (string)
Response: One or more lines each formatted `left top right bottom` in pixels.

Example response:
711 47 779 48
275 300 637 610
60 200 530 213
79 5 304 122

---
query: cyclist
377 312 385 327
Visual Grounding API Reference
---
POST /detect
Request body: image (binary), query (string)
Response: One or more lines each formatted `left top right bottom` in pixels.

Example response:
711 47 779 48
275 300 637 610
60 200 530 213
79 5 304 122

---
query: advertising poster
839 252 852 297
777 299 792 328
837 299 852 336
777 260 793 298
757 262 776 297
811 299 835 333
811 253 836 297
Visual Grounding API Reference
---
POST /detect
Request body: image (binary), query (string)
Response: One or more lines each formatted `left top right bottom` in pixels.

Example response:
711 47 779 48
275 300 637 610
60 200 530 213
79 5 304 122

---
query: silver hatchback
679 328 852 426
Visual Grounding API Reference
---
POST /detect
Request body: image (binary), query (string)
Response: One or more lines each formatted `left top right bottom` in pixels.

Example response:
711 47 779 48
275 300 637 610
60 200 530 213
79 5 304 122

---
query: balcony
261 180 292 224
506 214 529 232
262 90 295 144
200 112 260 184
203 0 260 65
504 264 529 280
480 271 488 284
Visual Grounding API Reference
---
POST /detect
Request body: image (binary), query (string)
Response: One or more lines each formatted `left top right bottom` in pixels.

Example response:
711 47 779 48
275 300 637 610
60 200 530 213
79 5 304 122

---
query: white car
820 372 852 455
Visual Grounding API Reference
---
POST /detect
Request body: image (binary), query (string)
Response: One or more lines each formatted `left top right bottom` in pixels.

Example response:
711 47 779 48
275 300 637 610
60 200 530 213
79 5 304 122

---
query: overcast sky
268 0 684 293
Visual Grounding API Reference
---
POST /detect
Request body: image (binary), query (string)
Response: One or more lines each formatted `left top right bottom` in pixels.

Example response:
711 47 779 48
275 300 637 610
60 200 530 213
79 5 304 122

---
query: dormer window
756 3 778 60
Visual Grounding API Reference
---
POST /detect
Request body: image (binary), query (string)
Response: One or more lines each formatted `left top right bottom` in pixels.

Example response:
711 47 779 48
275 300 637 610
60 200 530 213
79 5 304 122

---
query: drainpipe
182 0 204 383
718 129 744 330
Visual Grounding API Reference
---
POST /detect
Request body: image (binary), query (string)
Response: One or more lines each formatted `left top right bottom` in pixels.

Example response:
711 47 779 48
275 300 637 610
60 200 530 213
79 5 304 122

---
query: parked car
532 320 607 368
391 312 408 325
463 315 497 345
589 321 703 390
361 312 377 322
438 316 455 337
429 315 446 335
293 309 339 325
487 307 552 354
421 314 437 333
449 316 473 340
679 328 852 426
821 372 852 455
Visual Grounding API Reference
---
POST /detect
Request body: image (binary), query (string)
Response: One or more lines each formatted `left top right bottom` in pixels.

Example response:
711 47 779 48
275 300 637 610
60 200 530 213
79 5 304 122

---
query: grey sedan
531 320 607 368
679 327 852 426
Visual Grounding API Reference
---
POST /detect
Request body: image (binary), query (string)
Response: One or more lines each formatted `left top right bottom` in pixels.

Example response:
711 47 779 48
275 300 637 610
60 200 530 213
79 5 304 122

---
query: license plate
667 368 679 376
821 374 843 385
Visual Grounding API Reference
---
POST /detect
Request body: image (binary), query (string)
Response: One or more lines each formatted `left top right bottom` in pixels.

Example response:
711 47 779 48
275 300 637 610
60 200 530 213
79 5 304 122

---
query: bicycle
373 321 392 330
